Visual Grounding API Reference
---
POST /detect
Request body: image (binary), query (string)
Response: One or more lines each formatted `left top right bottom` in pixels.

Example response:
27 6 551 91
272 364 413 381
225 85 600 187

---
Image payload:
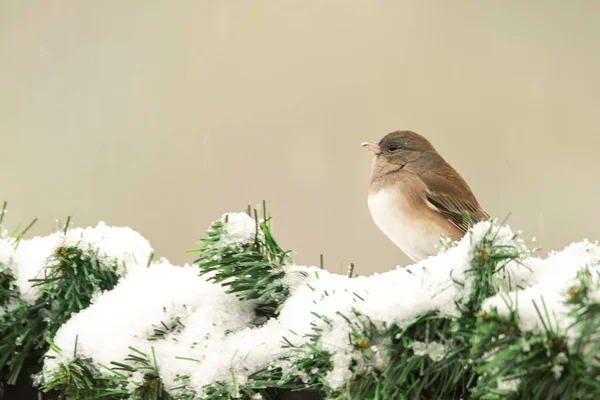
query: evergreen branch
192 203 292 321
471 265 600 400
1 241 121 386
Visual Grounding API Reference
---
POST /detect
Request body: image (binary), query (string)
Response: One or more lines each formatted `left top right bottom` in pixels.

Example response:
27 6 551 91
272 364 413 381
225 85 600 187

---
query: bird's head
362 130 435 169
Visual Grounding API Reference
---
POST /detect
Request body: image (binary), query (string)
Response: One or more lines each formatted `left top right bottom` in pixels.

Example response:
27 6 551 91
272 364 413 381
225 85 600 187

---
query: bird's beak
361 142 382 154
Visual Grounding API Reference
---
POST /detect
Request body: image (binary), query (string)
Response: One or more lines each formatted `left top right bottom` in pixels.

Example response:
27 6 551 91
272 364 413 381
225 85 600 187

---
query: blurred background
1 1 598 274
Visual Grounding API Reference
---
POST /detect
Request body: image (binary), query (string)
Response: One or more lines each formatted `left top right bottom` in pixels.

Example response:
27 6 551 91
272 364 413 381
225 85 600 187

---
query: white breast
368 189 442 262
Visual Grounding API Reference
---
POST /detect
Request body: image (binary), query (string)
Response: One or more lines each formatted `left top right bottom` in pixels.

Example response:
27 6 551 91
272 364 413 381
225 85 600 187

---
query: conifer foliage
0 200 598 399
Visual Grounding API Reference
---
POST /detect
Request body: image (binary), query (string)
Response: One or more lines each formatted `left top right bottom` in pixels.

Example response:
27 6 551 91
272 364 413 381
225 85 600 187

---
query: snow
179 319 286 395
520 338 531 352
64 222 153 275
219 212 260 247
43 260 256 395
482 239 600 343
27 215 599 396
271 221 530 388
7 222 153 304
0 238 13 267
179 220 530 391
411 341 445 362
497 377 520 392
11 234 61 303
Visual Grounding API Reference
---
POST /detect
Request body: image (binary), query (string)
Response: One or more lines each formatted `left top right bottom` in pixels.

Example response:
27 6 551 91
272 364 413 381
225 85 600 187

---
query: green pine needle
192 204 292 321
0 241 120 386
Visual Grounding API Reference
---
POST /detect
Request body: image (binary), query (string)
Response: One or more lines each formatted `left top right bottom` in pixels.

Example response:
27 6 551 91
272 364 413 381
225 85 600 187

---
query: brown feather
418 168 489 234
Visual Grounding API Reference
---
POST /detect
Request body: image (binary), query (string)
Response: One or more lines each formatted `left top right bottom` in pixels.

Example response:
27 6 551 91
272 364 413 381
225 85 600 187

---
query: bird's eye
388 143 398 152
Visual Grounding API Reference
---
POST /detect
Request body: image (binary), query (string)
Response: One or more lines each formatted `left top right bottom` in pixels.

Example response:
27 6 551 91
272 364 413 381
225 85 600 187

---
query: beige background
1 1 599 274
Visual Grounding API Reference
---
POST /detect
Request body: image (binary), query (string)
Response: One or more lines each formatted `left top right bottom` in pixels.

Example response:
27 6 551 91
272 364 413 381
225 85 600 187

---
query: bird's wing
419 171 489 235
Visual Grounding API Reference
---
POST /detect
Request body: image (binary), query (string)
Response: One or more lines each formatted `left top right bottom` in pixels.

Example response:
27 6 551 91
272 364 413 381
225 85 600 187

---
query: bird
362 130 489 262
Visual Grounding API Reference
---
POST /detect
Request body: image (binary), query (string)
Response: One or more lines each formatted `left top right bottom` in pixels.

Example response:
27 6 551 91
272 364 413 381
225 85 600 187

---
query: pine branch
471 265 600 399
191 202 292 321
0 240 120 385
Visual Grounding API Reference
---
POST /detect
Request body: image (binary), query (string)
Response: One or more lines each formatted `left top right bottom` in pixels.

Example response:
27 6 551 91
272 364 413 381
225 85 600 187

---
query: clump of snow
43 260 255 394
436 221 531 311
515 240 600 289
497 377 520 392
219 213 259 247
64 222 153 276
482 240 600 342
551 364 564 379
11 234 61 303
277 265 448 388
7 222 153 304
176 318 287 396
551 352 568 379
0 238 13 267
411 341 445 362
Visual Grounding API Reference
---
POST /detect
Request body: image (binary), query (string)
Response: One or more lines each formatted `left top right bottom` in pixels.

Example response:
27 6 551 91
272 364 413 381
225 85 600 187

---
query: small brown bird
362 130 489 262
